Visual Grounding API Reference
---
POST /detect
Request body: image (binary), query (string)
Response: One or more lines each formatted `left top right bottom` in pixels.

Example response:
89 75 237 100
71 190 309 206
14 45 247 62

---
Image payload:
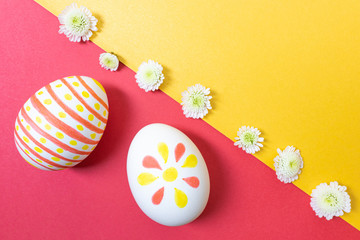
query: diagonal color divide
35 0 360 229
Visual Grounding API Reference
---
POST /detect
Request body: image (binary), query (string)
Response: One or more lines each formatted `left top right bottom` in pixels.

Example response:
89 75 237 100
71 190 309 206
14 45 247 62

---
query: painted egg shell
14 76 109 171
127 123 210 226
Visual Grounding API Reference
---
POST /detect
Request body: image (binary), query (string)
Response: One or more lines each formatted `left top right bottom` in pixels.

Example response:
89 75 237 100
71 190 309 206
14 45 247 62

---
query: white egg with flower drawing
127 124 210 226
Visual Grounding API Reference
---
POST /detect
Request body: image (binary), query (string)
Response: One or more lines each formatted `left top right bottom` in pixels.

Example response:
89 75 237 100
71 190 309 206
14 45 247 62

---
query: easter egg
14 76 109 171
127 123 210 226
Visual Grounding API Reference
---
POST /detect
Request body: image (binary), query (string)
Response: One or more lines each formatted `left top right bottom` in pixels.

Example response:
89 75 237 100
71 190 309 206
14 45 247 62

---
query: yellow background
36 0 360 229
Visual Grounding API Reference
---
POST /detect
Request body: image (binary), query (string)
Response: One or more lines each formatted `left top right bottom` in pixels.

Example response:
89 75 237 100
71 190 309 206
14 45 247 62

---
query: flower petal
182 177 200 188
137 173 158 186
175 143 185 162
181 154 197 168
152 187 164 205
143 156 162 170
174 188 188 208
158 142 168 164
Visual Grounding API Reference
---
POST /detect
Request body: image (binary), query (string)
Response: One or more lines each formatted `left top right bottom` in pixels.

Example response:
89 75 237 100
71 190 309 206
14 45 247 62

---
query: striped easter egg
14 76 109 171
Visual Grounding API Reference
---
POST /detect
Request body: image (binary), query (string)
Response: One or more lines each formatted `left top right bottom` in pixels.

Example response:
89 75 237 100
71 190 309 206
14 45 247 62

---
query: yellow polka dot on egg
51 157 60 161
91 146 96 150
88 114 94 121
64 94 72 100
26 106 30 111
36 117 42 124
82 91 90 98
26 125 31 131
16 125 19 131
72 82 79 87
76 105 84 112
40 138 46 144
59 112 66 118
82 145 89 150
73 156 80 160
47 165 53 168
56 84 62 88
23 136 29 143
103 110 106 117
45 124 51 130
21 119 24 122
44 99 52 105
76 125 84 131
24 149 30 154
36 159 42 163
94 103 100 110
56 132 64 139
90 133 96 139
34 147 43 153
38 91 43 95
97 122 101 127
69 140 77 146
56 148 64 153
66 162 73 166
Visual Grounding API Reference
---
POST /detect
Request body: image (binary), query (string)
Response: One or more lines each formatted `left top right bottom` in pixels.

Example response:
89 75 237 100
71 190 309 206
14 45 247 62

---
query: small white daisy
234 126 263 154
181 84 212 119
58 3 98 42
310 181 351 220
99 53 119 71
135 60 164 92
274 146 303 183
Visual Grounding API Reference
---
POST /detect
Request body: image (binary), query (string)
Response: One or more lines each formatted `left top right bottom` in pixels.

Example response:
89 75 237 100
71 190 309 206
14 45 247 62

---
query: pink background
0 1 359 239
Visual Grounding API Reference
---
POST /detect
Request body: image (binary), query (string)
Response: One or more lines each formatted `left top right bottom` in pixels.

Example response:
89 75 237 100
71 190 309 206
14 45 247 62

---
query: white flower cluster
135 60 165 92
310 181 351 220
99 53 119 71
58 3 98 42
274 146 303 183
181 84 212 119
234 126 263 154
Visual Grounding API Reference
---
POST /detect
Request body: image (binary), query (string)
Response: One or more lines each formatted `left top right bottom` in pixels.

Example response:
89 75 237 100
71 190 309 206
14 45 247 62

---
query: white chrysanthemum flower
274 146 303 183
310 182 351 220
135 60 164 92
181 84 212 119
99 53 119 71
234 126 263 154
58 3 98 42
